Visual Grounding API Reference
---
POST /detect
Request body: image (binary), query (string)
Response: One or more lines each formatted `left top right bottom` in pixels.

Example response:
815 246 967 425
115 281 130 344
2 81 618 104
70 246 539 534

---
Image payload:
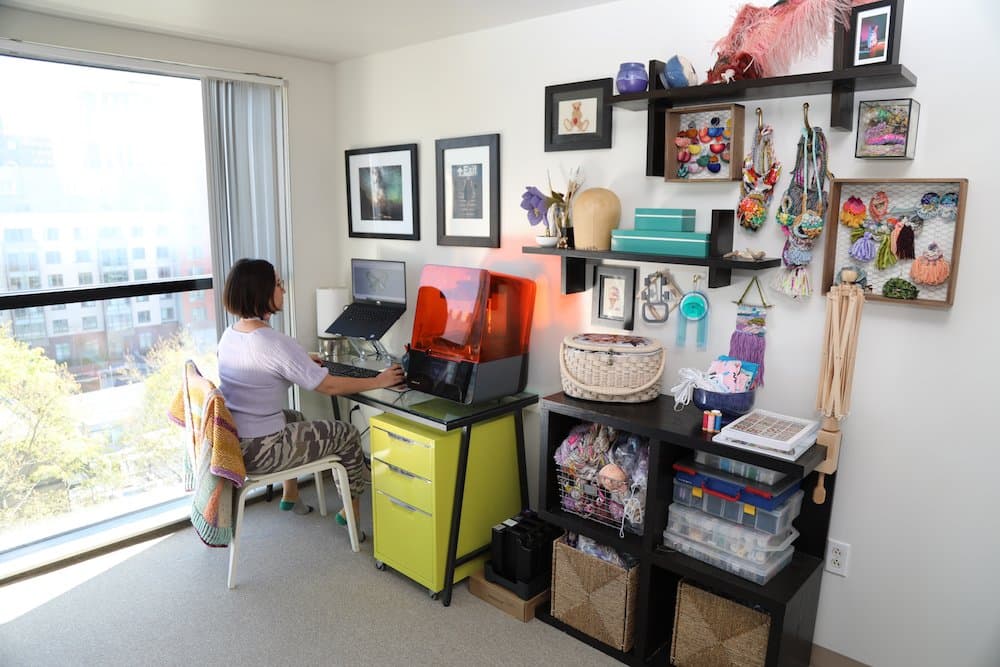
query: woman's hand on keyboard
376 364 406 389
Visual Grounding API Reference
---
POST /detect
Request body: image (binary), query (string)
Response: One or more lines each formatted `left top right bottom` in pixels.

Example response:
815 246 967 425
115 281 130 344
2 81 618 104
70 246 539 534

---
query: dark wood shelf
536 605 639 665
618 60 917 177
521 245 780 271
538 507 644 553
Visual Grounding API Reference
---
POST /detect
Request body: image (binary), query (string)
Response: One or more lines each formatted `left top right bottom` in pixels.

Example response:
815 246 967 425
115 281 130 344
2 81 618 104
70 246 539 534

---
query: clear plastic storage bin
693 451 786 486
665 503 798 564
672 477 803 535
663 528 794 585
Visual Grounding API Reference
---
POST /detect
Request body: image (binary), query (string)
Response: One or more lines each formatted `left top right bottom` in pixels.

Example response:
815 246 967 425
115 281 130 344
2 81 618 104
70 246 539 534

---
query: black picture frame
544 78 613 152
345 143 419 240
844 0 902 68
435 133 500 247
592 265 636 330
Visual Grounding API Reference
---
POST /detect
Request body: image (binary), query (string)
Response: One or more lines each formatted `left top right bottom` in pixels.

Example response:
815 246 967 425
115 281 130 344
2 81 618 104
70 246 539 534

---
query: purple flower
520 186 551 227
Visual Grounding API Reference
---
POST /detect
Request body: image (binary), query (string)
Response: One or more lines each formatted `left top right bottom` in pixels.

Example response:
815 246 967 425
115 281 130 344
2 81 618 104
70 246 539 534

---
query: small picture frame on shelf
821 178 968 308
855 98 919 159
845 0 902 67
435 133 500 247
665 104 744 183
345 143 420 240
544 79 613 152
592 264 636 330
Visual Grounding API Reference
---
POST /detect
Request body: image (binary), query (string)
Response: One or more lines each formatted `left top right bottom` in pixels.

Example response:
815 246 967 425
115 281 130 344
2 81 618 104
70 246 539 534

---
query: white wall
4 2 999 665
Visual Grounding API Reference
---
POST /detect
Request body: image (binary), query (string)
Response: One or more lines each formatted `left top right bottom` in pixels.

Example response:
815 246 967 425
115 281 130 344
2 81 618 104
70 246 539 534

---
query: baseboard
811 644 870 667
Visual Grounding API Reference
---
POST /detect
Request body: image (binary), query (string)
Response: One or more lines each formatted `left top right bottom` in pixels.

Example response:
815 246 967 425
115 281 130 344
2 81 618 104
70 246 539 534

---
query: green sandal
335 511 366 543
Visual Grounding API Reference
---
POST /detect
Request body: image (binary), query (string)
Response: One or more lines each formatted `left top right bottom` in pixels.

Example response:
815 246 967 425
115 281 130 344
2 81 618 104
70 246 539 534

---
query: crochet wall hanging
737 108 782 231
728 276 771 387
820 177 968 308
772 103 830 299
666 104 744 182
676 274 710 349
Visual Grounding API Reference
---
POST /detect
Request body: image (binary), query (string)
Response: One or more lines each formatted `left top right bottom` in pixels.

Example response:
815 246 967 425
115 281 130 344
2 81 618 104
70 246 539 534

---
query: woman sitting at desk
218 258 404 537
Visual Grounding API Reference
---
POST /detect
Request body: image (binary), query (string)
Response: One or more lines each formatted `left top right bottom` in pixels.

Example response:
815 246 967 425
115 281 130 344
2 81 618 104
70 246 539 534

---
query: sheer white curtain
202 78 291 335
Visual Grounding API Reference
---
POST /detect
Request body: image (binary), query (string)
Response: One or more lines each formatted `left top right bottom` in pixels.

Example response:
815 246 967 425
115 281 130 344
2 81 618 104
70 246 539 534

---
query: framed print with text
345 143 419 240
435 133 500 247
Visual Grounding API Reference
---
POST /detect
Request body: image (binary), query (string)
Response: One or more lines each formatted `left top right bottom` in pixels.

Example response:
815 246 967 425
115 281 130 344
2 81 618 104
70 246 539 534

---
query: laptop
324 258 407 340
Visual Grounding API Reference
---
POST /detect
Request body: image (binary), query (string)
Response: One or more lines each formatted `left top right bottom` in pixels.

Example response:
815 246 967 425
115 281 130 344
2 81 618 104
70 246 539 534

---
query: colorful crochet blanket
167 361 246 547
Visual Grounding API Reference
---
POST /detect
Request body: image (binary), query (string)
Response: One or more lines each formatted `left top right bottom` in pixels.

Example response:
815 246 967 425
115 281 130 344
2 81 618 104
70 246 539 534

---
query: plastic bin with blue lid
662 528 794 585
672 459 799 511
672 475 803 535
693 451 786 486
665 503 798 564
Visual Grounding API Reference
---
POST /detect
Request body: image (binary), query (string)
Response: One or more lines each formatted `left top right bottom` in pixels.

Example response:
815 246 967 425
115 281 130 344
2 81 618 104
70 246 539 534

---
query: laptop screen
351 259 406 307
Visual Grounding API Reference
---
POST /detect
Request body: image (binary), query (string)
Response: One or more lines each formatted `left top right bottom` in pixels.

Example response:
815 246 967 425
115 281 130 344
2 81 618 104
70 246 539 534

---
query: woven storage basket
560 333 665 403
550 534 638 652
670 581 770 667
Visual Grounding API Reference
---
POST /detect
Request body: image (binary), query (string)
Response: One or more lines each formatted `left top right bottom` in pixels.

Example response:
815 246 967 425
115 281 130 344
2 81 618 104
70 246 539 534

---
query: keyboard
323 360 380 379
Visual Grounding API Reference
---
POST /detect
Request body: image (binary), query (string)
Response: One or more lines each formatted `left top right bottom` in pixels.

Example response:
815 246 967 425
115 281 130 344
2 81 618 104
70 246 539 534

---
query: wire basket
557 464 644 535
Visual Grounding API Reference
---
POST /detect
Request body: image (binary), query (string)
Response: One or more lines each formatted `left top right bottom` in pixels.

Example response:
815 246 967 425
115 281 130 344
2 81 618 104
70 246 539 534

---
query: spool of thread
702 410 712 431
316 287 350 338
712 410 722 432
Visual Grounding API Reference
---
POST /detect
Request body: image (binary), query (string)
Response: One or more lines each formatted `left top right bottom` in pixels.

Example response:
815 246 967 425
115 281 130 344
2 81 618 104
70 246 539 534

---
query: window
137 310 151 323
81 316 99 330
157 266 171 278
191 306 206 321
101 270 128 282
48 274 64 287
47 228 59 241
79 271 94 284
156 246 169 259
76 249 92 262
54 341 71 361
52 318 69 334
133 268 147 280
160 307 176 321
4 228 32 243
132 247 145 260
46 250 61 263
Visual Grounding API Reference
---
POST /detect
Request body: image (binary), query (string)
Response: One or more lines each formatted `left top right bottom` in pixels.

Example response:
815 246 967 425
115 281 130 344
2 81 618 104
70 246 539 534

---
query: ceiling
1 0 618 63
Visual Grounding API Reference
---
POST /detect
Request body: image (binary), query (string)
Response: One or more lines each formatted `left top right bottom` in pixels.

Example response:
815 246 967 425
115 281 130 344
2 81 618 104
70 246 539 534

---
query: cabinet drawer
372 489 435 589
370 425 434 480
371 458 434 513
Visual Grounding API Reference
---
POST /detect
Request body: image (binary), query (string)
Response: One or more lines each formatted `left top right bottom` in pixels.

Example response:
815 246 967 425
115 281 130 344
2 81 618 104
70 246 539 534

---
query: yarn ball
661 55 698 88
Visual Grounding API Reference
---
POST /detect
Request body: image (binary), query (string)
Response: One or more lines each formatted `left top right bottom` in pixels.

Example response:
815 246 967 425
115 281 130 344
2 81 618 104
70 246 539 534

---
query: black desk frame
332 390 537 606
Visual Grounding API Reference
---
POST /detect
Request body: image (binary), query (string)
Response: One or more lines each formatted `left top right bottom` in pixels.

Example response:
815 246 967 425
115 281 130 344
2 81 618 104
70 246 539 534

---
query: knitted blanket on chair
168 363 246 547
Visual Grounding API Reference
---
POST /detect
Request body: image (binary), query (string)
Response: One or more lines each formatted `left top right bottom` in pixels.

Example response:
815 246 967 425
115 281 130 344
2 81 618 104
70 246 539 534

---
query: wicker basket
560 333 665 403
670 581 770 667
550 535 638 652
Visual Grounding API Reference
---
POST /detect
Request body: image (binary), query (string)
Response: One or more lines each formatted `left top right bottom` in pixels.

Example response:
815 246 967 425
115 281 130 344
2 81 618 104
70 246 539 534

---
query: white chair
229 457 360 589
179 360 360 590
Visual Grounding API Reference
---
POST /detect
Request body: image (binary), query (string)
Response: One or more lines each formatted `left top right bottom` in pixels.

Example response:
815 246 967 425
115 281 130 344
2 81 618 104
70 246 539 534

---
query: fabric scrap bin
550 534 638 652
670 581 770 666
672 474 803 535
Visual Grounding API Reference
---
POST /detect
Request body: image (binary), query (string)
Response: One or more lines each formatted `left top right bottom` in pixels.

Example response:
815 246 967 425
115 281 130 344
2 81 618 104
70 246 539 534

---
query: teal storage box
634 208 696 232
611 230 709 257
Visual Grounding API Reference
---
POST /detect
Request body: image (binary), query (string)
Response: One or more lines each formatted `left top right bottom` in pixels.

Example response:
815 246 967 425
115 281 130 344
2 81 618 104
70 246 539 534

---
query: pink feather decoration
713 0 856 77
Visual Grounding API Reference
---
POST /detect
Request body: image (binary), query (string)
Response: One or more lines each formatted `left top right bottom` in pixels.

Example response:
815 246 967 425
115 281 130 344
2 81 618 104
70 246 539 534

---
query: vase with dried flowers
520 167 584 248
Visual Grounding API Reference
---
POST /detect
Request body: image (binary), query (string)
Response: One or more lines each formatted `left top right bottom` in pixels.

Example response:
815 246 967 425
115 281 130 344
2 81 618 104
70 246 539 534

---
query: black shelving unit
522 209 779 292
617 60 917 177
536 392 833 667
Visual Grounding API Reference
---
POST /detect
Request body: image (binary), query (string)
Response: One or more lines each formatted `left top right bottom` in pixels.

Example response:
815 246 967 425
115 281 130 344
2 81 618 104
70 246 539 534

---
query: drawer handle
384 461 429 483
375 428 430 449
377 490 431 516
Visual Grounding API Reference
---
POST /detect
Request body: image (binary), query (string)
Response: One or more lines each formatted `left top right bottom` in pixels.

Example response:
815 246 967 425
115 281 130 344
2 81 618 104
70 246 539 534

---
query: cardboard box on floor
468 569 550 622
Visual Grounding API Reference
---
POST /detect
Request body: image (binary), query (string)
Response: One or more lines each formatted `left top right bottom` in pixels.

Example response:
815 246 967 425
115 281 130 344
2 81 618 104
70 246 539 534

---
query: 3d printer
405 265 536 404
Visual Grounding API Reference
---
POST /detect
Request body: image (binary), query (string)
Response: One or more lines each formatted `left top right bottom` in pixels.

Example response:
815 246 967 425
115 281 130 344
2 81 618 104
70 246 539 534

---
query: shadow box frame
435 133 500 248
544 78 613 152
592 264 636 330
820 177 968 309
665 103 744 183
345 143 420 241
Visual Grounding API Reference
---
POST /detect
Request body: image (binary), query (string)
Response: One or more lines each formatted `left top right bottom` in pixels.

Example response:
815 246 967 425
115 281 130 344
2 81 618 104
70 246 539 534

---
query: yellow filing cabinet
369 411 521 596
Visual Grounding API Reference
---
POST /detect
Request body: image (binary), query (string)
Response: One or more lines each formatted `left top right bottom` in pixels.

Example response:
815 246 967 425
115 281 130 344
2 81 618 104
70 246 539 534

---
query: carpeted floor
0 479 615 666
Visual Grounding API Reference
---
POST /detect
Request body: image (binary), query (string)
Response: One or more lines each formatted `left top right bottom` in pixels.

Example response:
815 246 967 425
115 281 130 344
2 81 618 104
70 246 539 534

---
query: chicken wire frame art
820 178 968 308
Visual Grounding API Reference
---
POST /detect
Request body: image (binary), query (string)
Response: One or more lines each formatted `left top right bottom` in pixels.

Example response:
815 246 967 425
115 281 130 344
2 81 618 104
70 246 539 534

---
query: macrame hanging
676 275 709 350
772 103 829 299
728 276 771 387
737 108 782 231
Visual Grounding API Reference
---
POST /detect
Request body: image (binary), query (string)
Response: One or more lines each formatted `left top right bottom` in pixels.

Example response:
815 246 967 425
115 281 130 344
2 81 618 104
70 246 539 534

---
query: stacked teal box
611 230 709 257
634 208 696 232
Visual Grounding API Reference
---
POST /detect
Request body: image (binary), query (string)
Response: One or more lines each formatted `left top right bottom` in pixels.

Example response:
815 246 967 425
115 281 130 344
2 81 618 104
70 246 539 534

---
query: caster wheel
429 591 439 600
374 560 386 571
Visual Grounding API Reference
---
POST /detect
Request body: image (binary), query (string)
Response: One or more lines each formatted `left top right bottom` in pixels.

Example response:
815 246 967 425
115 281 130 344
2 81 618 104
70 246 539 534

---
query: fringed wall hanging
773 103 829 299
728 276 771 387
737 108 782 231
676 274 710 350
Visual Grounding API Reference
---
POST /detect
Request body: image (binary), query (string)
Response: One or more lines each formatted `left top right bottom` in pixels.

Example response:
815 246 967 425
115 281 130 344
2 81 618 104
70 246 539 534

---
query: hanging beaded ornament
737 121 781 231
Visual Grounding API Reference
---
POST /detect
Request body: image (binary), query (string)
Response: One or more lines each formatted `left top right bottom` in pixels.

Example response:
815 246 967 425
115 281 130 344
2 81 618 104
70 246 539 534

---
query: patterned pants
239 410 369 498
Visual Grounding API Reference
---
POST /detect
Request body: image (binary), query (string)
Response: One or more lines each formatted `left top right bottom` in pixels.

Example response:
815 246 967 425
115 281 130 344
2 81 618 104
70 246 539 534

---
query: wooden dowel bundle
816 284 864 420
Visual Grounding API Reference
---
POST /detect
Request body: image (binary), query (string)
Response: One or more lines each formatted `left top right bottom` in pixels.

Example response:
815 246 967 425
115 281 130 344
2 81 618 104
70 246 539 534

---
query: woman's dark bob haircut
223 258 278 319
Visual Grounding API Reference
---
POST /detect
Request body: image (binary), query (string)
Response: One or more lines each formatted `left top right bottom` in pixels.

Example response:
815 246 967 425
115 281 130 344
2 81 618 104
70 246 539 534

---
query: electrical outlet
825 539 851 577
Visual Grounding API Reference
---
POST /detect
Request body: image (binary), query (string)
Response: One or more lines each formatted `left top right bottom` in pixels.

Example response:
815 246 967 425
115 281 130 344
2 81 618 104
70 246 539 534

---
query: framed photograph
435 133 500 247
846 0 901 67
544 78 613 152
855 98 919 159
345 144 419 240
592 265 636 329
821 178 968 308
